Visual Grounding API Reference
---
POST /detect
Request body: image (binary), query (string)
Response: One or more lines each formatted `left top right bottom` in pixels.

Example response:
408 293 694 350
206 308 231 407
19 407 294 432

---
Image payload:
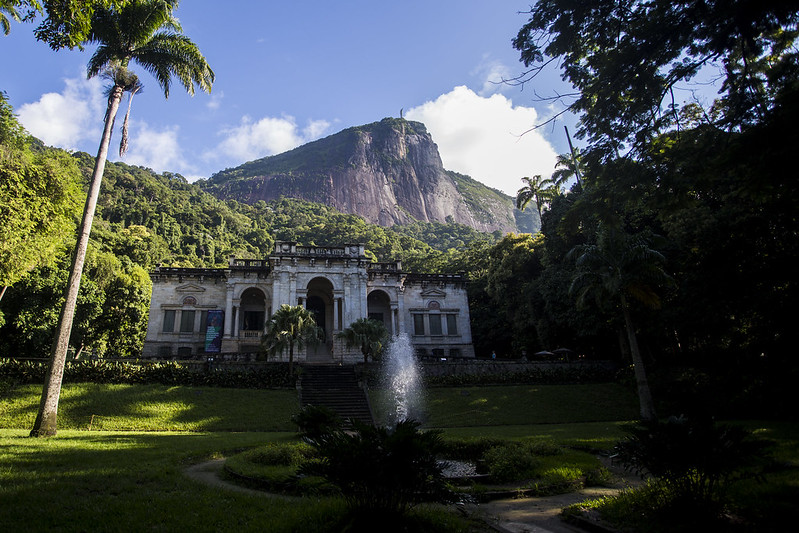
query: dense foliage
0 93 82 296
0 358 295 389
301 419 451 518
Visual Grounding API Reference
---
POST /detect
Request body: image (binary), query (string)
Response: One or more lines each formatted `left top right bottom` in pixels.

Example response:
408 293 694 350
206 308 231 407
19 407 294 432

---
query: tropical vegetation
262 304 321 375
337 318 389 366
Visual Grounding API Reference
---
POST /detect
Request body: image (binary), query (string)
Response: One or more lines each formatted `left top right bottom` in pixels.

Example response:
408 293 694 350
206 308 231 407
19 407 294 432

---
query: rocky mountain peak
202 118 537 233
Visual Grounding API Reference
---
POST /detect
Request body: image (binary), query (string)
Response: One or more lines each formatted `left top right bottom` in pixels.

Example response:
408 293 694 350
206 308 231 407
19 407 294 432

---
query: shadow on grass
1 383 300 432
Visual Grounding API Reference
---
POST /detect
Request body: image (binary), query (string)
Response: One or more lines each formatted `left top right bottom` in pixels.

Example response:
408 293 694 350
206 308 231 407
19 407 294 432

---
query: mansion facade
142 241 475 363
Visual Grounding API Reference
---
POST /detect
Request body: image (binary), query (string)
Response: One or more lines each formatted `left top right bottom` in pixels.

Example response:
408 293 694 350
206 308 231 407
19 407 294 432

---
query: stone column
390 304 398 336
224 283 234 337
289 272 297 306
333 297 340 331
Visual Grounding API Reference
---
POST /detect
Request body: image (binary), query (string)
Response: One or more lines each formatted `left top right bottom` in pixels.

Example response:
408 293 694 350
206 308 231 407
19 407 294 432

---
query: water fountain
382 334 483 485
383 333 423 425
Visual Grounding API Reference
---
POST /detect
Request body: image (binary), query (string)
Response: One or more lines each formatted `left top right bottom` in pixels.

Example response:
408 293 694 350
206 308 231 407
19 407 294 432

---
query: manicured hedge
0 358 295 389
363 363 618 387
421 365 618 386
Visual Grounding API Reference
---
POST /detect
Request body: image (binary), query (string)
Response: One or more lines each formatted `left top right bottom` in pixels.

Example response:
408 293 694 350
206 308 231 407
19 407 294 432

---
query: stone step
299 364 373 425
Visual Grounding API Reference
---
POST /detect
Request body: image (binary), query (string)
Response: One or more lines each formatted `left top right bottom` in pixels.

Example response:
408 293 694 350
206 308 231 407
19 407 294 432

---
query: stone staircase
298 365 374 425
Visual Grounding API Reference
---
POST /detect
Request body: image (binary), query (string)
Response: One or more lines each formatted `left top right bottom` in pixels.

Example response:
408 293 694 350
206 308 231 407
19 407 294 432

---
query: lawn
1 383 299 431
371 382 640 429
2 382 795 532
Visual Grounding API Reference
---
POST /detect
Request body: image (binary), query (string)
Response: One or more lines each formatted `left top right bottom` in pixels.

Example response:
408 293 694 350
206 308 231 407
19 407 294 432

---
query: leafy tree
473 233 545 357
337 317 389 366
0 93 82 302
262 304 321 376
0 1 132 49
569 228 672 421
513 0 799 158
31 0 214 437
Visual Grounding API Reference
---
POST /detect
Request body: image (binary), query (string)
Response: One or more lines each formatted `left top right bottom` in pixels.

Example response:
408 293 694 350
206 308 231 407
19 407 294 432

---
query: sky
0 1 581 196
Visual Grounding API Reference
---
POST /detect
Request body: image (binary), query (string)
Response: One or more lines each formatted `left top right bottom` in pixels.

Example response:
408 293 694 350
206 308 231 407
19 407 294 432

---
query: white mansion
142 241 475 362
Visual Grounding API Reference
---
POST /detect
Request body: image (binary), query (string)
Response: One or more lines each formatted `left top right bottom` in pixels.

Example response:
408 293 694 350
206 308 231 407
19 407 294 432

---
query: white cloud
472 56 514 96
17 75 104 150
119 122 188 174
206 90 224 110
406 86 558 196
212 115 331 164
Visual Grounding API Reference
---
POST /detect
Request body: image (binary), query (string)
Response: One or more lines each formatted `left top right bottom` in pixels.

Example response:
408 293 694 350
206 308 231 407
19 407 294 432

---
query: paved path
470 486 619 533
184 457 636 532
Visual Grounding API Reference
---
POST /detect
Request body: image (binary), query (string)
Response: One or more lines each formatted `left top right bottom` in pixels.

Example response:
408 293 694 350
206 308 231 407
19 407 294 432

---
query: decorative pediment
176 284 206 293
420 287 446 298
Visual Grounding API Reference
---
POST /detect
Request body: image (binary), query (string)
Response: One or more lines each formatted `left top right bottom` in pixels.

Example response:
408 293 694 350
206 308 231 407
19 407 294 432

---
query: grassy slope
1 383 794 531
1 384 299 431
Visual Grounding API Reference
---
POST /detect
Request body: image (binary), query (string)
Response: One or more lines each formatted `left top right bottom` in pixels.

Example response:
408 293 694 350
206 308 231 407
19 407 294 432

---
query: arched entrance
239 287 268 352
367 289 392 334
306 277 334 363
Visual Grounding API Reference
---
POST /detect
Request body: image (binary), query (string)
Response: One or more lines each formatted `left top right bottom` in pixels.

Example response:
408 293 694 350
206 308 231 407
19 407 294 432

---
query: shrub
614 416 766 518
0 358 295 389
301 419 452 516
292 405 342 442
439 436 504 461
224 442 329 496
483 442 544 482
527 466 583 495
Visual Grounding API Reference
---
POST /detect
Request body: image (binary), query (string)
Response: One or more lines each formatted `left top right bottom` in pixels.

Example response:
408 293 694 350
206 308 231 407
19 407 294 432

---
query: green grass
0 429 476 532
3 382 794 532
419 383 639 427
440 421 635 451
1 383 299 431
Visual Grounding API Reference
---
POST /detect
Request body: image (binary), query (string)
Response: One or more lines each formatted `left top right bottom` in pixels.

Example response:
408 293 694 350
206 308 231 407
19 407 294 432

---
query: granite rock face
202 118 537 233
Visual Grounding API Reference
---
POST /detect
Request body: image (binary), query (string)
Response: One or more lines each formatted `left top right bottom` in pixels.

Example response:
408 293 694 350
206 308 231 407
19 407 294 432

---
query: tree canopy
513 0 799 159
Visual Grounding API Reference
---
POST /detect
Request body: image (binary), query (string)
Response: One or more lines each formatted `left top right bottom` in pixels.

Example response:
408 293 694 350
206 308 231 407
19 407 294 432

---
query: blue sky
1 1 581 195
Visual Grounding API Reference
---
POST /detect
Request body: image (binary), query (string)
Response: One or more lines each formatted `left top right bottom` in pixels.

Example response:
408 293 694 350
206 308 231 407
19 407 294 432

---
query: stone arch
367 289 392 332
239 287 268 333
306 277 334 340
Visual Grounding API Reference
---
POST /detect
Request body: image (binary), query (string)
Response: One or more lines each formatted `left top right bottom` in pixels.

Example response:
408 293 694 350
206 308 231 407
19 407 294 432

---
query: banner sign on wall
205 310 224 353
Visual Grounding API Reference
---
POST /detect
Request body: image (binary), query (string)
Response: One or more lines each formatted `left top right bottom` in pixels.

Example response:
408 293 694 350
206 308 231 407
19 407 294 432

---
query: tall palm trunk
30 85 124 437
620 294 657 422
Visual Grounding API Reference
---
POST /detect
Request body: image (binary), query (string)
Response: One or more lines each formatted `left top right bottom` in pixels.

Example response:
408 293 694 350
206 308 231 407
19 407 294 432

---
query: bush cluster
420 365 617 387
0 358 295 389
301 419 452 517
482 440 563 483
224 442 331 496
613 416 766 519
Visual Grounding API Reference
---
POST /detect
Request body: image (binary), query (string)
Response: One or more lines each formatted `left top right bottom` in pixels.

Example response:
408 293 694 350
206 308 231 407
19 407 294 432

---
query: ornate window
446 314 458 335
413 314 425 335
163 310 175 333
180 310 196 333
429 314 443 336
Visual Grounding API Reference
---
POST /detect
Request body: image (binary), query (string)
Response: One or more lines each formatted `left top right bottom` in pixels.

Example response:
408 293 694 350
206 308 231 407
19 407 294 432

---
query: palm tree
262 304 322 376
0 1 25 35
568 228 672 422
30 0 213 437
550 150 583 190
516 174 557 220
337 317 389 366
